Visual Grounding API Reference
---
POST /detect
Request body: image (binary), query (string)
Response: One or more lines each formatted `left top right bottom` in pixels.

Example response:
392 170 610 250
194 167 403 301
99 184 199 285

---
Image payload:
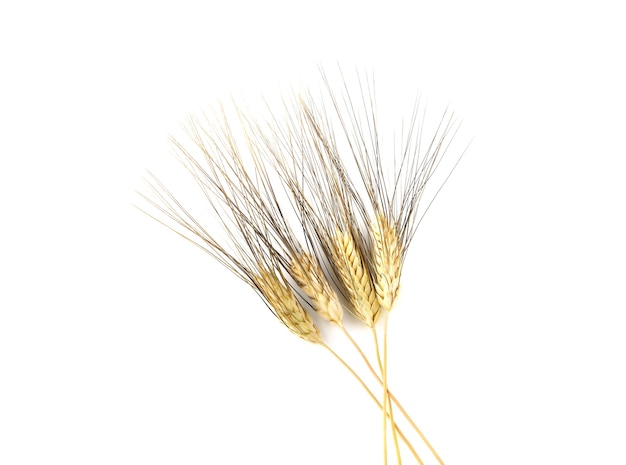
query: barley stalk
141 70 461 465
372 214 402 311
332 229 381 327
254 268 322 344
290 253 343 326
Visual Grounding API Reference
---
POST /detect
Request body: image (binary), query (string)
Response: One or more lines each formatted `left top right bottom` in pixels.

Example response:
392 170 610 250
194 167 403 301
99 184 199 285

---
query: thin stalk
384 310 402 465
380 325 388 465
373 325 401 465
342 325 445 465
387 391 445 465
372 326 384 373
322 343 424 465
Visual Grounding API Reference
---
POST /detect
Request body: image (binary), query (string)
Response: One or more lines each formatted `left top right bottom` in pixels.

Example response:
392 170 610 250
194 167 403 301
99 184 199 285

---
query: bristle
372 214 401 311
254 268 323 344
332 229 381 327
290 253 344 326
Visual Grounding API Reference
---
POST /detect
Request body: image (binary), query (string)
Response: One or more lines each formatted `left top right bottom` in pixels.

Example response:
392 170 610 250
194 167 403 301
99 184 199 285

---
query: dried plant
333 228 382 327
138 70 466 465
254 267 323 343
372 213 402 311
289 252 343 325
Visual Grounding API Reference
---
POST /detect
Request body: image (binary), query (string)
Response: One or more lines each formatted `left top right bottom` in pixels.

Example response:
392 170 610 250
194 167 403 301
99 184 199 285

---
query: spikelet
290 253 343 325
372 214 401 311
332 229 381 327
254 268 323 344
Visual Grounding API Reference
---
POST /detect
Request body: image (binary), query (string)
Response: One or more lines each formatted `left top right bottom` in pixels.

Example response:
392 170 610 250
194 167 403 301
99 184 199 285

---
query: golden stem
341 326 446 465
378 325 389 465
384 311 402 465
322 343 424 465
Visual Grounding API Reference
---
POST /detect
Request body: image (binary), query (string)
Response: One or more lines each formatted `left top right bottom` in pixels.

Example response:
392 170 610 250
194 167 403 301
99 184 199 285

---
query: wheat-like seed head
332 229 381 327
372 214 402 311
290 253 343 326
254 268 323 344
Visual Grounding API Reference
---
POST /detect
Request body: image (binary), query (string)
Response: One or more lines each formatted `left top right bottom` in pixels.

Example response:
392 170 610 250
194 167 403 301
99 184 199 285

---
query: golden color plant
138 69 465 465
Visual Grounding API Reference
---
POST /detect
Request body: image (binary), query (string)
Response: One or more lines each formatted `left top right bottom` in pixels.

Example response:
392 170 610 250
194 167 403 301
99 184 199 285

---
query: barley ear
254 269 323 344
290 253 343 326
333 229 381 327
372 214 401 311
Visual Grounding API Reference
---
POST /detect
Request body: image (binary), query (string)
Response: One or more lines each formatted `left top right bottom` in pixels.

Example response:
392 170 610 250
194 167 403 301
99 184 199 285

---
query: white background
1 1 625 464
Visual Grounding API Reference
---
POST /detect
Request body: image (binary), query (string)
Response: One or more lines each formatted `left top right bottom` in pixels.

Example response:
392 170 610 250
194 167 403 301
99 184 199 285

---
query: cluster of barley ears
138 70 464 464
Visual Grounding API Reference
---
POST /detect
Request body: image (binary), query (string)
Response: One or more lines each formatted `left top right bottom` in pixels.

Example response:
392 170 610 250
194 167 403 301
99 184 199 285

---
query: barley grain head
332 229 381 327
290 253 343 326
372 214 401 311
254 268 323 344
